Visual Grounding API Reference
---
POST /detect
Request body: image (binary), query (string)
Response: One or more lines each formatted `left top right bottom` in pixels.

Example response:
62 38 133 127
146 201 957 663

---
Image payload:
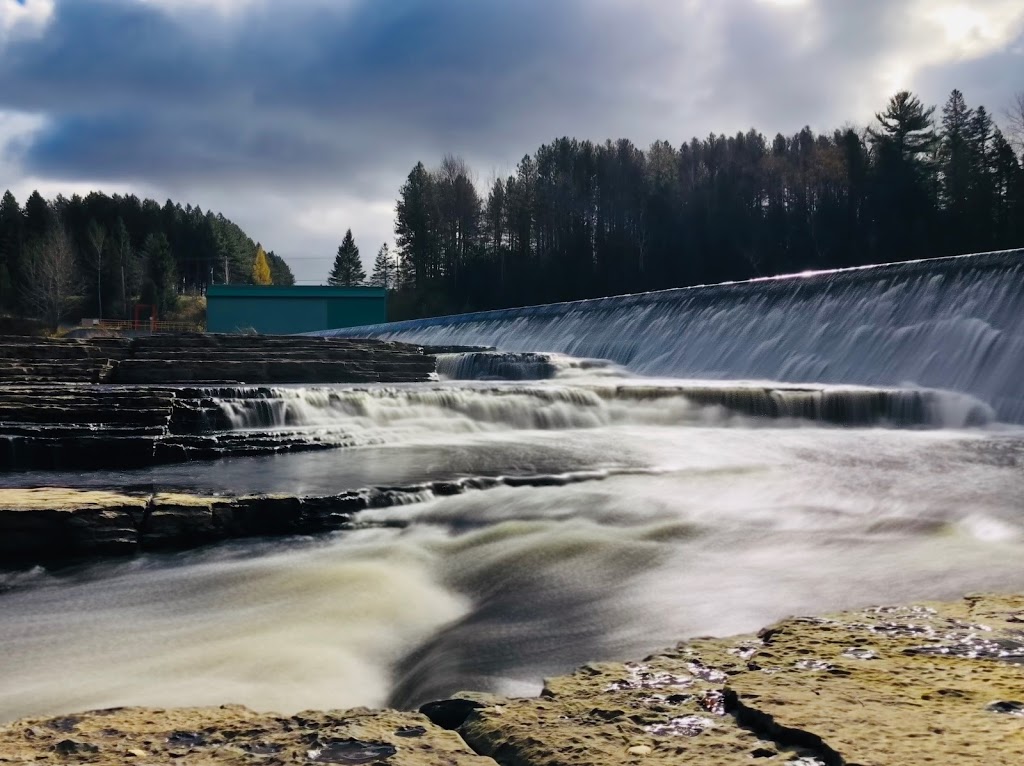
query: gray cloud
1 0 1022 283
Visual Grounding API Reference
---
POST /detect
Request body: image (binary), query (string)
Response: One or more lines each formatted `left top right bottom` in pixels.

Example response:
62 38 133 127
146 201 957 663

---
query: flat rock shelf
0 334 436 385
0 477 615 566
1 594 1021 764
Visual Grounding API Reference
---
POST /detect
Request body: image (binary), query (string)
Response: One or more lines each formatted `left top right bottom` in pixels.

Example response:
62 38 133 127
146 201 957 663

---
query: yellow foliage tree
252 243 272 285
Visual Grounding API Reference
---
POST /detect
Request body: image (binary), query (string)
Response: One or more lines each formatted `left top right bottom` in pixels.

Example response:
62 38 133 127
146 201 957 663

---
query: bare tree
1004 91 1024 154
22 223 78 327
84 219 106 319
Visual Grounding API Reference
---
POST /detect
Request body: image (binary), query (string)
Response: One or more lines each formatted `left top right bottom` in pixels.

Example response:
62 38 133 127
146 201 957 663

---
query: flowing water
317 250 1024 423
1 253 1024 724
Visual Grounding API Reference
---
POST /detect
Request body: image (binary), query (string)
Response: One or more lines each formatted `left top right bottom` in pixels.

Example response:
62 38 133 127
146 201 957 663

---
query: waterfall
206 382 992 433
313 250 1024 423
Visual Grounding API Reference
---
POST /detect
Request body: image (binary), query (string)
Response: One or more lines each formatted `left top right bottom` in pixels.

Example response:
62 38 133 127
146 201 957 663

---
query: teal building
206 285 386 334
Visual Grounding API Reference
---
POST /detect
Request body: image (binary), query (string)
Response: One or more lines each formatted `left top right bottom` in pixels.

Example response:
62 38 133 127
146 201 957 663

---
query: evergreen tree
370 243 395 289
252 243 273 285
110 217 136 319
395 162 437 290
940 91 973 208
869 91 937 166
266 250 295 286
327 229 365 286
23 191 52 243
0 191 23 313
140 232 177 316
868 91 938 260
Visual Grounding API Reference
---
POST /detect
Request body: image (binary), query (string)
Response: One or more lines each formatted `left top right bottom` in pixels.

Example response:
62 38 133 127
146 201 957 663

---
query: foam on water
208 380 994 441
1 425 1022 720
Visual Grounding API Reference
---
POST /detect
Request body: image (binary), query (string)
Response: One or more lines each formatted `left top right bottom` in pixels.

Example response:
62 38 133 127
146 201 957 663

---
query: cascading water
2 250 1024 725
314 250 1024 423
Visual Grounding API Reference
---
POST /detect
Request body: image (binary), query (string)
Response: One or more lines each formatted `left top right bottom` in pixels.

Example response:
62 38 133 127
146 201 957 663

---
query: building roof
207 285 386 299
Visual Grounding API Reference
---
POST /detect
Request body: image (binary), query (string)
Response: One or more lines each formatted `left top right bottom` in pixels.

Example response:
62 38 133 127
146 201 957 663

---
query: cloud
0 0 1021 283
0 0 53 45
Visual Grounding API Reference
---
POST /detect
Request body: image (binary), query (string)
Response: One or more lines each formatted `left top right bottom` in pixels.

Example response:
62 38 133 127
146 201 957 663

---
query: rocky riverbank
1 593 1021 764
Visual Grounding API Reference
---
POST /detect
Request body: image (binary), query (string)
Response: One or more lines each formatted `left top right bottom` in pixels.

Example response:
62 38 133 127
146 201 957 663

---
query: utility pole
224 256 229 284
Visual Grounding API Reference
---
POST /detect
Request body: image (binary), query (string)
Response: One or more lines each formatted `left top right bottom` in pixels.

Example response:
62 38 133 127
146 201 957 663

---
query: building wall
207 286 386 334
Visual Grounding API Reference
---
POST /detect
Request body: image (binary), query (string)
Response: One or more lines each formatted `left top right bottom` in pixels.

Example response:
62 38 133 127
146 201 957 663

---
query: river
1 252 1023 723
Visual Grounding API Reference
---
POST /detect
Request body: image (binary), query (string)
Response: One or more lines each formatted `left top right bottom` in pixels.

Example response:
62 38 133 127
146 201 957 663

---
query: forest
386 89 1024 319
2 88 1022 327
0 191 294 325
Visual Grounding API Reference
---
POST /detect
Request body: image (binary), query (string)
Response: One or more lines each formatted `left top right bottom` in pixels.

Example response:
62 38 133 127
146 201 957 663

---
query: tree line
0 191 294 324
386 89 1024 319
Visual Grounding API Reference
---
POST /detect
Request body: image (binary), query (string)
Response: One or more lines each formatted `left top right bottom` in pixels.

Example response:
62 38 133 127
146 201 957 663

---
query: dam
315 249 1024 423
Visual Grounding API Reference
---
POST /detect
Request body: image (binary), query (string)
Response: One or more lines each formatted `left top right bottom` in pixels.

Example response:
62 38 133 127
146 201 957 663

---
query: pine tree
252 243 272 285
0 191 23 313
327 229 365 286
23 191 52 243
140 232 177 316
940 90 973 211
111 217 135 318
395 162 437 290
869 91 937 169
370 243 394 289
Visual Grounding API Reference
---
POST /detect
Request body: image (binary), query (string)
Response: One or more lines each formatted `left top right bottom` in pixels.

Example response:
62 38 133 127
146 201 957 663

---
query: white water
1 415 1022 721
316 251 1024 423
2 252 1023 723
211 380 995 442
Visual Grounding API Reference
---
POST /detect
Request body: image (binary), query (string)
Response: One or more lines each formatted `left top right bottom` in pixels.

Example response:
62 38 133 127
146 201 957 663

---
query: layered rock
0 473 613 566
0 333 436 470
1 594 1020 764
0 334 434 385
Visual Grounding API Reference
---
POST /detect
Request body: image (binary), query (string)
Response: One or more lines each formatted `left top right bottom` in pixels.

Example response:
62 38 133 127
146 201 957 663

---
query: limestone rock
455 594 1024 765
0 705 495 765
0 334 437 471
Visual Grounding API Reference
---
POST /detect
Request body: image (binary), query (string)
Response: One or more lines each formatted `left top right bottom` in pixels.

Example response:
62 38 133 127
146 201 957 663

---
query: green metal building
206 285 386 334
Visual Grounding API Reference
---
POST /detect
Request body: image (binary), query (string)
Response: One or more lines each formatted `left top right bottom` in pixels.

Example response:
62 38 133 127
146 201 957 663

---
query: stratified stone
0 334 437 471
0 705 495 765
0 489 146 562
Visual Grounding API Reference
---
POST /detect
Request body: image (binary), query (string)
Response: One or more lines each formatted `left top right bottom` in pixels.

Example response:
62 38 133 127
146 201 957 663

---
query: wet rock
307 738 397 763
419 698 488 731
1 475 625 568
987 701 1024 717
53 738 99 755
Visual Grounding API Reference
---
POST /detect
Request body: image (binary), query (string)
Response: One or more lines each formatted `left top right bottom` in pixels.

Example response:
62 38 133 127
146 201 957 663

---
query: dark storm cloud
2 0 1022 197
0 0 622 188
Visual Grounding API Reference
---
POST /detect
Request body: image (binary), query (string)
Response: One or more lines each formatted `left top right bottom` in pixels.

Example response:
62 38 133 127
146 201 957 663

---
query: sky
1 0 1022 284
